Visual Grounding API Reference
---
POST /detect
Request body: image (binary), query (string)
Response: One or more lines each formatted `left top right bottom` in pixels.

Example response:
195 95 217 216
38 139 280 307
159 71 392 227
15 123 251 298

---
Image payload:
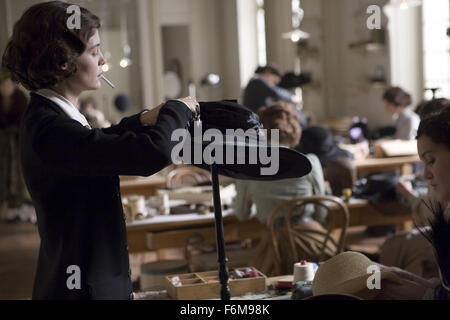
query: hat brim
179 140 312 180
313 271 403 300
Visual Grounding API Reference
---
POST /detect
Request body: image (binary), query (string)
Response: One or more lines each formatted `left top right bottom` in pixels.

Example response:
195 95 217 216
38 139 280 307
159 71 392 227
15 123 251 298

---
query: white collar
35 89 91 129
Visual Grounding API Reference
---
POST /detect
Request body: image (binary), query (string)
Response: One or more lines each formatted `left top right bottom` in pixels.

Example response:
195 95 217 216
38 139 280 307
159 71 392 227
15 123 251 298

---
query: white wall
300 0 327 122
300 0 394 129
264 0 297 73
146 0 228 104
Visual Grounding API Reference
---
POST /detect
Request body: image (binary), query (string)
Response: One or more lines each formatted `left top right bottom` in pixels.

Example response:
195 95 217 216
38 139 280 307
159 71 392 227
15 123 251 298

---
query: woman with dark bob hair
375 109 450 300
382 86 420 140
2 1 198 300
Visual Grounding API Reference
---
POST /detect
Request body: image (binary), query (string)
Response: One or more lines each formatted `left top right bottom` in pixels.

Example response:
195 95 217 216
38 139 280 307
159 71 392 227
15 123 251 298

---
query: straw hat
312 251 403 299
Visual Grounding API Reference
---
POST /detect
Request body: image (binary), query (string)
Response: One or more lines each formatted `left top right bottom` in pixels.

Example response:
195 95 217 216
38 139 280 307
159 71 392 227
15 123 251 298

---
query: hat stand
209 163 231 300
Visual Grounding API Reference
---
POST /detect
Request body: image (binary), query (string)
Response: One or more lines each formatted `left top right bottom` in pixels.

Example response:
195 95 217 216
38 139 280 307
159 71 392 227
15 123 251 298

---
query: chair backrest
267 195 349 270
166 166 212 188
324 157 356 196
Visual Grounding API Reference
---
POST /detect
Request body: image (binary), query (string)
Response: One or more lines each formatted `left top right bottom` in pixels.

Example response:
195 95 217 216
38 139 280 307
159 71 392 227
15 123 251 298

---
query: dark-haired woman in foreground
377 109 450 300
2 1 198 299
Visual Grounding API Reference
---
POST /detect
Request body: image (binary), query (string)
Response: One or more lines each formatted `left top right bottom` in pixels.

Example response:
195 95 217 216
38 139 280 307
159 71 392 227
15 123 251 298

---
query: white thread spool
293 261 316 282
127 195 147 220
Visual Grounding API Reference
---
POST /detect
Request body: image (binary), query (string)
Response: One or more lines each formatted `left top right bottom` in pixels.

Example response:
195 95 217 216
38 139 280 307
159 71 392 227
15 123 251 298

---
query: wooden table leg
401 164 412 176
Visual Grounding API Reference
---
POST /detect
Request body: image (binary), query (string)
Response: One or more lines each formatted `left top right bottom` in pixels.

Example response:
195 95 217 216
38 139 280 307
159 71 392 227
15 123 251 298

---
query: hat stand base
210 163 231 300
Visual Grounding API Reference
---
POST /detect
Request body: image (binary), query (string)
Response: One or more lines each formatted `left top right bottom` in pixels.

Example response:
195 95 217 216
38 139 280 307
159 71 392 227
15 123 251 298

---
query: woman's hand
374 279 427 300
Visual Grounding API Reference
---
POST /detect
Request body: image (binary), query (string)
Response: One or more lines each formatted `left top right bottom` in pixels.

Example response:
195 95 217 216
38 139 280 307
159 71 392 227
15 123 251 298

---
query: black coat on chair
20 93 193 300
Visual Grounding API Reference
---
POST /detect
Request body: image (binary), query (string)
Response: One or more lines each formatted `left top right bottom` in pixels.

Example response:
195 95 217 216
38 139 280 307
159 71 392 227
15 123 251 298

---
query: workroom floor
0 221 389 299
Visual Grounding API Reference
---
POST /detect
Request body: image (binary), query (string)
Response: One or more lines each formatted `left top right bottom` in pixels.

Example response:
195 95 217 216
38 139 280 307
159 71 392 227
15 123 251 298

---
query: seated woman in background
233 103 327 275
382 86 420 140
234 103 326 225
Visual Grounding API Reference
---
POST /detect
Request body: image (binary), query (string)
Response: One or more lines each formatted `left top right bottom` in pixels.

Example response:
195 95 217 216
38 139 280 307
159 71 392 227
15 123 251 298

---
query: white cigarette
101 74 115 88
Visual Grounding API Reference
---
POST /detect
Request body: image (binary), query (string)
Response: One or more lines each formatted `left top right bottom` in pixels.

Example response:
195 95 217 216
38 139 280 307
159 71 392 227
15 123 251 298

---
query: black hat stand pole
210 163 231 300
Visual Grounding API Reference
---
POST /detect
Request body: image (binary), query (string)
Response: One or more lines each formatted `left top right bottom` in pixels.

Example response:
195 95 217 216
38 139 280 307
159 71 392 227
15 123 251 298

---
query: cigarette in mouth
101 74 115 88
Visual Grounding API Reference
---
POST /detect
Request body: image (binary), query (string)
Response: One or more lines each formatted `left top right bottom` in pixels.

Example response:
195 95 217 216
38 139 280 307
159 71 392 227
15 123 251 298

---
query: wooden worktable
126 198 412 253
120 175 167 197
354 155 420 175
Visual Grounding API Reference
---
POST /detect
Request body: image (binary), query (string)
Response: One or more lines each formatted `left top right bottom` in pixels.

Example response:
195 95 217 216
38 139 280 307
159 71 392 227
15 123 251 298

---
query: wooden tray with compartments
165 267 267 300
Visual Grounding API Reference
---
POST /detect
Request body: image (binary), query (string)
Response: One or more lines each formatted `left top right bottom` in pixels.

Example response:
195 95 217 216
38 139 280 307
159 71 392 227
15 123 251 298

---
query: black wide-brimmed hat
174 100 312 180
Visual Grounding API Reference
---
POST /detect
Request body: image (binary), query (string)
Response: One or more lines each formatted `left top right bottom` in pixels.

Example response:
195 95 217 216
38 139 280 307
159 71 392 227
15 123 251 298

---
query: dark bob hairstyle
255 64 282 78
417 108 450 150
2 1 100 91
382 86 412 107
257 102 301 148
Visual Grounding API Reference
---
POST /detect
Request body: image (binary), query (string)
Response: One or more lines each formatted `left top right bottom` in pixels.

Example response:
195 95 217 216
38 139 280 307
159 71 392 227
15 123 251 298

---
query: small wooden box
165 267 267 300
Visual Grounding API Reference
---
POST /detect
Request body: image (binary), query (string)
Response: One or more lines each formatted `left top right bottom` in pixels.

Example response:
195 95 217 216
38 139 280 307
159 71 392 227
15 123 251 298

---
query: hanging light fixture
98 0 112 73
281 6 310 43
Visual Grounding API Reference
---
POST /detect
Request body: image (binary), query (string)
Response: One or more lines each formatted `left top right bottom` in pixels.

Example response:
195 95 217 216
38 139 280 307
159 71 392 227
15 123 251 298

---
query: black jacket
20 93 193 300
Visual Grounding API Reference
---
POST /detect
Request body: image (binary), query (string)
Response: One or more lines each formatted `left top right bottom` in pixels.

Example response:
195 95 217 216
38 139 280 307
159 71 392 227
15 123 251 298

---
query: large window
422 0 450 99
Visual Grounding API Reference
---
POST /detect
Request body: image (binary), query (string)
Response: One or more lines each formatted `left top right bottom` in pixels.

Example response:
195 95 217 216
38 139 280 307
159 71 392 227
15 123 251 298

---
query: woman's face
383 99 398 115
66 29 106 92
418 135 450 204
